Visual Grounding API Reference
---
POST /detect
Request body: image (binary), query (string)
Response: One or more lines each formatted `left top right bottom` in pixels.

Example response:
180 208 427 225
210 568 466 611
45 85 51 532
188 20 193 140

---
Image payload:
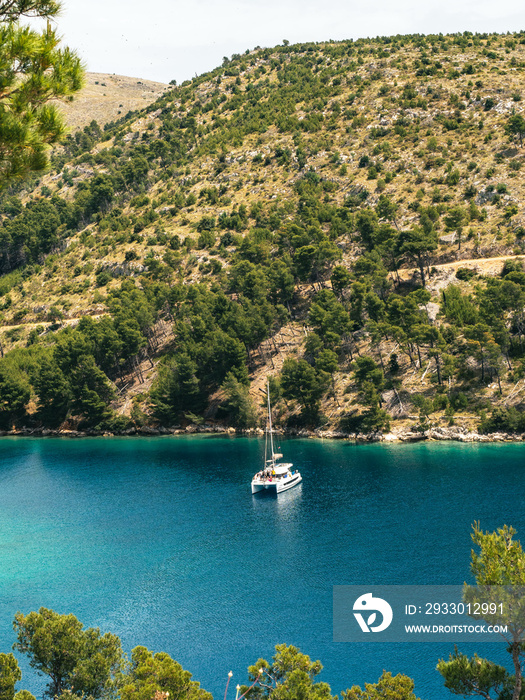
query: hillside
54 72 170 131
1 32 525 437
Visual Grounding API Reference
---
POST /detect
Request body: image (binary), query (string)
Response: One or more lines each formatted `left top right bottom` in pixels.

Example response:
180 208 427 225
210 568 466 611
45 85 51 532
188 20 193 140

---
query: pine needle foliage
0 0 84 187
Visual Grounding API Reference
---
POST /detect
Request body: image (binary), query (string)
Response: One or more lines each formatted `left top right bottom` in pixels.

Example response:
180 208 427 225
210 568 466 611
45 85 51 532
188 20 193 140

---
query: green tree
438 524 525 700
315 348 338 376
53 330 93 374
0 654 21 700
411 393 434 424
86 174 114 217
342 671 421 700
330 266 351 298
32 357 71 425
304 333 324 363
308 290 352 348
13 608 124 700
316 348 339 399
441 286 478 327
397 227 438 287
355 209 379 251
294 244 317 282
268 259 295 304
150 354 202 422
376 195 399 230
113 317 146 362
444 206 466 250
221 371 257 428
69 356 114 423
229 261 269 302
108 282 155 341
438 647 510 700
241 644 334 700
351 356 390 432
0 0 84 187
281 358 329 421
469 524 525 700
76 317 124 376
464 324 496 382
121 646 212 700
506 113 525 146
353 356 384 393
201 329 248 387
0 363 30 428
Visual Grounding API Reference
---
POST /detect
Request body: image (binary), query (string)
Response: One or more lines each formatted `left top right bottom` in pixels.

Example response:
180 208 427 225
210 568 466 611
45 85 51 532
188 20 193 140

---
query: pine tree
0 0 84 187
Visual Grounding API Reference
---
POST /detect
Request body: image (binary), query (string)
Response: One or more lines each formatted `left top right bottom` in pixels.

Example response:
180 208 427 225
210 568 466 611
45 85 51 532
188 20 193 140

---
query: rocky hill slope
1 32 525 438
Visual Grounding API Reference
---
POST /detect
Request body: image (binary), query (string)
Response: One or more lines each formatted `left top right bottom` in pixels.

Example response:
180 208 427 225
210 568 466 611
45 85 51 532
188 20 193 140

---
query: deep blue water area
0 436 523 699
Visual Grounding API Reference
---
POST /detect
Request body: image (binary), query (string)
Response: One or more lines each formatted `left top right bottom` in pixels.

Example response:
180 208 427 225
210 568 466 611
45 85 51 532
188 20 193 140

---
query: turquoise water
0 436 522 698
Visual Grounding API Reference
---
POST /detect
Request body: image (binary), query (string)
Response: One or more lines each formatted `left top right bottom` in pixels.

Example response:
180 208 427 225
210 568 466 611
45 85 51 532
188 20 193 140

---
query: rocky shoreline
0 424 523 443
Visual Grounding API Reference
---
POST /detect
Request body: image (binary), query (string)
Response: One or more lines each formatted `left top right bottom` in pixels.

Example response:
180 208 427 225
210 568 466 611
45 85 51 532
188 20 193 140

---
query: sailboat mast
267 380 275 460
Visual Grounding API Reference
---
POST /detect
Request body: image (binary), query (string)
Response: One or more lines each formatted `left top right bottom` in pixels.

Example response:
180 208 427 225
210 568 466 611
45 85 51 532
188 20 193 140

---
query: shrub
455 267 476 281
479 407 525 434
95 270 112 287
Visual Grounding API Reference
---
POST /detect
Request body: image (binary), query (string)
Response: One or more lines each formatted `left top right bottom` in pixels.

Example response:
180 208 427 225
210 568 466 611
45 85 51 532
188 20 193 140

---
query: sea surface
0 436 522 699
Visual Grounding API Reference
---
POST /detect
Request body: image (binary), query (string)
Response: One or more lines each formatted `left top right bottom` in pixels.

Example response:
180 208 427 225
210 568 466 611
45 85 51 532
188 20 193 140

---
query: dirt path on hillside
397 254 525 280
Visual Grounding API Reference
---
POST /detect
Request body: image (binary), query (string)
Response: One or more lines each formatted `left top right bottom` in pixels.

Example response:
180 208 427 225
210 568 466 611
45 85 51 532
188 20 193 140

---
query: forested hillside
1 31 525 436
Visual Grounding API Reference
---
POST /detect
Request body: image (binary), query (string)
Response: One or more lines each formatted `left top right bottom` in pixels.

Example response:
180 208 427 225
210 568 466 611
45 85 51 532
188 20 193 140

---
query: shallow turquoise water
0 436 523 698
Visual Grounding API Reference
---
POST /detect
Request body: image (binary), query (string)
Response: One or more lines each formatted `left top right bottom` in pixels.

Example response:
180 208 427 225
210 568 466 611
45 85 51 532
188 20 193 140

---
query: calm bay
0 436 522 698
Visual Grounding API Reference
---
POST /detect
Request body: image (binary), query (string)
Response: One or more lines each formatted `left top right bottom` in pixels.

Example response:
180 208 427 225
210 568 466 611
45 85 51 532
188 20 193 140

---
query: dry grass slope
55 72 169 131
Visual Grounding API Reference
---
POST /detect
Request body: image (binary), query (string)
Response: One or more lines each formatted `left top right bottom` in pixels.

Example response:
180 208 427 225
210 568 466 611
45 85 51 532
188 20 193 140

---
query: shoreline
1 425 523 443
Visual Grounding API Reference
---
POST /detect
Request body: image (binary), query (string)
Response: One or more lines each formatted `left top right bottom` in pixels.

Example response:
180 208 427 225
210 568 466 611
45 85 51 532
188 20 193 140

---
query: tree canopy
438 524 525 700
0 0 84 187
6 611 424 700
121 646 211 700
241 644 333 700
13 607 124 699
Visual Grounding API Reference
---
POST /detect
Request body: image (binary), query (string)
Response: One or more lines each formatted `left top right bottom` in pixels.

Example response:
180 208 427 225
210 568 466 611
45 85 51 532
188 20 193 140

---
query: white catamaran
251 381 302 494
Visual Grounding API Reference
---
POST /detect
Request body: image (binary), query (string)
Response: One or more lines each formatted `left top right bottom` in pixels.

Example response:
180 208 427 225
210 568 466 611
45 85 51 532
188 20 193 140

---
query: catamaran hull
251 473 302 494
276 473 302 492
